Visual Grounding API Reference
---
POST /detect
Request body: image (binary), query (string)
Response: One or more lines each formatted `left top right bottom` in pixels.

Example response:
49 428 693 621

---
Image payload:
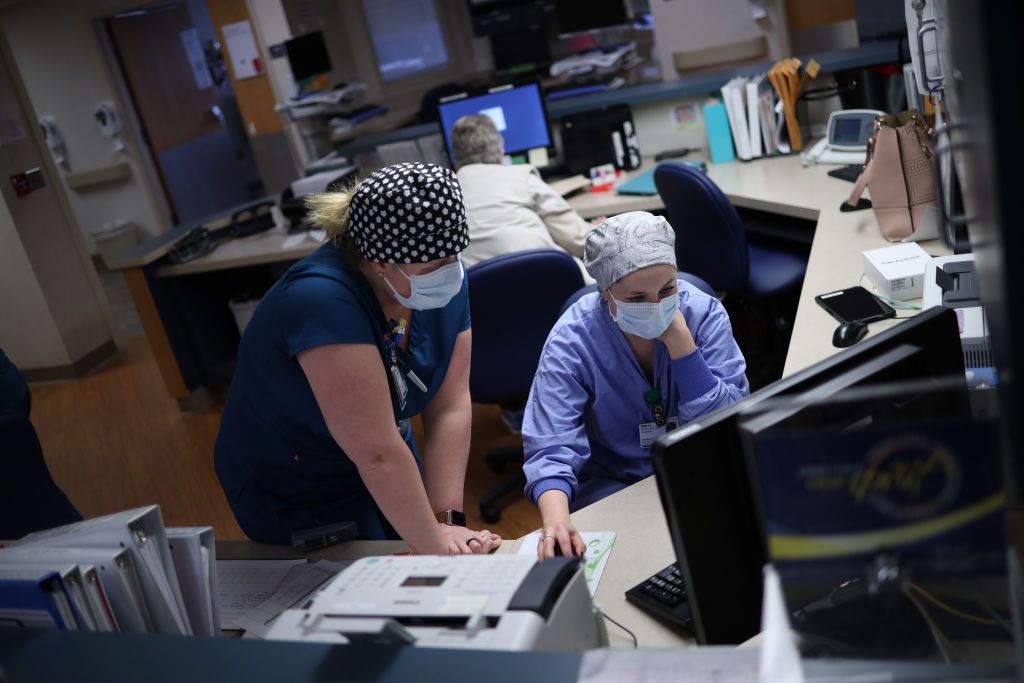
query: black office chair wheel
486 451 507 474
480 504 502 524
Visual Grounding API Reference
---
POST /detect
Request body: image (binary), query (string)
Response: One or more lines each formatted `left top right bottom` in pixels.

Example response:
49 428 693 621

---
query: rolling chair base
479 447 526 524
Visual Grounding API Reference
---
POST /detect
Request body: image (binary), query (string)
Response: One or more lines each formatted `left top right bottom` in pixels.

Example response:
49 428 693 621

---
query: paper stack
0 506 220 637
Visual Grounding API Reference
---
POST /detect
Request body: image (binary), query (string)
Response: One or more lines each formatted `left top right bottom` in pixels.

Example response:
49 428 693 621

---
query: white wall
0 0 172 246
0 196 70 369
246 0 307 169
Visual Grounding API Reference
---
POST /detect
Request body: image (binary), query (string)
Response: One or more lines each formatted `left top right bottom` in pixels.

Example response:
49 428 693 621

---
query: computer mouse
833 321 869 348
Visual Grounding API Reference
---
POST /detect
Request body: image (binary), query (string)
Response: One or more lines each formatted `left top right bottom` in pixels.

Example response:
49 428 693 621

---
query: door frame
0 30 120 349
93 11 179 230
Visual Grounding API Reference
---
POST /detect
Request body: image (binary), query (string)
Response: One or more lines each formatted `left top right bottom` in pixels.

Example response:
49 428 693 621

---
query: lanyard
383 318 428 393
383 318 406 368
643 387 667 426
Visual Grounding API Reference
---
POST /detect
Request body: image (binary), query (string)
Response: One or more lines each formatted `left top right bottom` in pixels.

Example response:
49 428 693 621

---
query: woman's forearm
356 441 448 554
538 489 572 525
421 393 472 513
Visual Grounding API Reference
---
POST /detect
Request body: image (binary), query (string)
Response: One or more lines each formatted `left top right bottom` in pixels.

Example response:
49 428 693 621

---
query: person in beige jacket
451 114 600 283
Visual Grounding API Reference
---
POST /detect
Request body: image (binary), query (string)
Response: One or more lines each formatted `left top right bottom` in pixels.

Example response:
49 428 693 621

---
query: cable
601 611 638 648
904 586 957 663
907 582 1002 626
858 273 923 311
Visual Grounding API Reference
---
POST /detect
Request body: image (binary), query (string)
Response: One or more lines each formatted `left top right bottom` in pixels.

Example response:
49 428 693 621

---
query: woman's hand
537 519 587 560
536 489 587 560
658 310 697 360
441 524 502 555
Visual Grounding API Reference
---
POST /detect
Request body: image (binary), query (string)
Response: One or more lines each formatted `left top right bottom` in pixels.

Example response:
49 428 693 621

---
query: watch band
435 509 467 526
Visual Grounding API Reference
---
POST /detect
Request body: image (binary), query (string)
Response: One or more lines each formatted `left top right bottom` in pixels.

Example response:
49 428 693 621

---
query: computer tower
560 104 641 175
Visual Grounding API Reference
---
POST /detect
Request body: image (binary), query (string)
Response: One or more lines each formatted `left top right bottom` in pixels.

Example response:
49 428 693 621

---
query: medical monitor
284 32 332 84
650 306 965 645
437 83 552 166
553 0 630 36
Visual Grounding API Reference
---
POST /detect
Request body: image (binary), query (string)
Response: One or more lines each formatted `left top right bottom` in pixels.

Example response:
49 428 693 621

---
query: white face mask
382 260 464 310
611 292 679 339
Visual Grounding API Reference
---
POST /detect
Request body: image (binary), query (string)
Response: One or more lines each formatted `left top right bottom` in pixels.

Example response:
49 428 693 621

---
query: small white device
804 109 885 165
38 116 66 165
922 254 991 370
265 555 607 651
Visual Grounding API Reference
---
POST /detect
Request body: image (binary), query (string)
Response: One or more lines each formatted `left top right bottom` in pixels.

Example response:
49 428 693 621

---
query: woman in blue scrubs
215 163 500 555
522 212 749 559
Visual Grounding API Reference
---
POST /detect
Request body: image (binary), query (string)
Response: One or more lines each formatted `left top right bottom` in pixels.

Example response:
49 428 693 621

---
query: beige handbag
846 111 936 242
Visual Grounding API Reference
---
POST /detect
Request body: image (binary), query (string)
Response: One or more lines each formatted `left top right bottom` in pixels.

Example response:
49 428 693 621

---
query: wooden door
108 4 221 154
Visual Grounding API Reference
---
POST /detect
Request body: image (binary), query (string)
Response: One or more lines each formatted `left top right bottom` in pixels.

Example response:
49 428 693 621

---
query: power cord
601 611 638 648
858 273 924 311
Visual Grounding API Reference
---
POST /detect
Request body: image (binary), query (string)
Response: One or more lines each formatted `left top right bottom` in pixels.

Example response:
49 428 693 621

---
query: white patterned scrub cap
583 211 677 291
348 162 469 263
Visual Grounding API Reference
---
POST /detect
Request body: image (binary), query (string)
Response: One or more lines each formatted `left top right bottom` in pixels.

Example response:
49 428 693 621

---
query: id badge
638 416 680 449
390 363 408 410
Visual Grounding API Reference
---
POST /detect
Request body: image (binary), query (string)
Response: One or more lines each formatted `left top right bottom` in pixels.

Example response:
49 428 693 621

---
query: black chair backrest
654 163 751 293
466 250 584 406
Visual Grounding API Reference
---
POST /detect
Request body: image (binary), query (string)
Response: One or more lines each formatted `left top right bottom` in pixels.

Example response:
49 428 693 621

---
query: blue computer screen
438 84 551 163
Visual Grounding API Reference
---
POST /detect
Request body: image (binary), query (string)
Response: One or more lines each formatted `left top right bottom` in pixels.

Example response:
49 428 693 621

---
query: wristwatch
435 509 467 526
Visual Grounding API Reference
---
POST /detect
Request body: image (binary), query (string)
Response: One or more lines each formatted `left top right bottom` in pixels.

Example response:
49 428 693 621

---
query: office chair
653 163 807 298
467 249 585 523
558 271 717 318
0 411 83 539
655 163 807 387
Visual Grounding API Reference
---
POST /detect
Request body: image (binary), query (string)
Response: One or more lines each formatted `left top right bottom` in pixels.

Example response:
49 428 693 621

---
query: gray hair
584 212 677 291
451 114 504 166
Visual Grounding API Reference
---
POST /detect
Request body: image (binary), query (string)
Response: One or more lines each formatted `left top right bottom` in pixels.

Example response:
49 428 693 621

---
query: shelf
333 41 902 158
65 161 132 190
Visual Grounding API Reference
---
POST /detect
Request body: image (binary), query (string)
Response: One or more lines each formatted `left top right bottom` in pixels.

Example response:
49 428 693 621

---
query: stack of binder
0 506 219 636
713 73 788 162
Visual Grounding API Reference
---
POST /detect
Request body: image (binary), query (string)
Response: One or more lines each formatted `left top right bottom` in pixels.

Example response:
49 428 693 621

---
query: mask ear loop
379 265 413 304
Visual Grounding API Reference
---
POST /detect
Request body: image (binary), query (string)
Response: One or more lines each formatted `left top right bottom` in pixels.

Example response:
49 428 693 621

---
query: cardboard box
862 242 931 301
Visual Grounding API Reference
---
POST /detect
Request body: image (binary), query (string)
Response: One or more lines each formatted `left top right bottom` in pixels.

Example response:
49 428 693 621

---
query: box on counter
862 242 931 301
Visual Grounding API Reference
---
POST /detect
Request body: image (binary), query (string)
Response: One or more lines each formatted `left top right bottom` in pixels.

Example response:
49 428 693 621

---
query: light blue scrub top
523 279 749 510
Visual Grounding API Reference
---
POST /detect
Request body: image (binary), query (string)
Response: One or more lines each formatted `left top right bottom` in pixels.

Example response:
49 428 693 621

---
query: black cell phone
815 286 896 324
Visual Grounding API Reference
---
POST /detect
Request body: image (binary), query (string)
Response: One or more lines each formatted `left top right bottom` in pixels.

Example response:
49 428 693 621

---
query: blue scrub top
215 243 471 544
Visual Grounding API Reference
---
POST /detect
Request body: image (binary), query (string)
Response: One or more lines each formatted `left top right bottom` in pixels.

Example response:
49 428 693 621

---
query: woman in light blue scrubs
215 163 500 554
523 212 749 559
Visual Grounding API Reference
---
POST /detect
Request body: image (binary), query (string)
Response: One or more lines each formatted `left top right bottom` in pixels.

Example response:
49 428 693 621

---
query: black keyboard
624 562 694 632
827 164 865 183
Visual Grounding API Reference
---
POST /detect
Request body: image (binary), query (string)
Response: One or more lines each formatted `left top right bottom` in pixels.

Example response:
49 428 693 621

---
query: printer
264 555 608 651
923 254 992 372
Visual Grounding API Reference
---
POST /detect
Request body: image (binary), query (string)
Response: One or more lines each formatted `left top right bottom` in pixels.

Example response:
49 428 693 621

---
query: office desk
566 156 950 376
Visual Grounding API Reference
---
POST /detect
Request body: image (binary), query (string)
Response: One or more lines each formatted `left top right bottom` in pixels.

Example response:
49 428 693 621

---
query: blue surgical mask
382 260 464 310
611 292 679 339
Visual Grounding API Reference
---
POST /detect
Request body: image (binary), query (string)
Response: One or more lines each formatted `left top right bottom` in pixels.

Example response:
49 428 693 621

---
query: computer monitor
739 373 1006 659
284 32 332 83
650 306 965 645
553 0 630 36
437 83 552 166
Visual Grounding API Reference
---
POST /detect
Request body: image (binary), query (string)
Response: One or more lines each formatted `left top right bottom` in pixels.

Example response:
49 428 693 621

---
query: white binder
0 544 152 633
16 505 191 635
167 527 220 636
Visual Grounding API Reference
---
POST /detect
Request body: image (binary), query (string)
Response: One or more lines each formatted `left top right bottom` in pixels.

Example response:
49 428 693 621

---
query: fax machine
923 254 992 371
265 555 608 651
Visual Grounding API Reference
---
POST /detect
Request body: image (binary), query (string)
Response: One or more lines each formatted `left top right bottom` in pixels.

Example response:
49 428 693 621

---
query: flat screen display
438 83 551 163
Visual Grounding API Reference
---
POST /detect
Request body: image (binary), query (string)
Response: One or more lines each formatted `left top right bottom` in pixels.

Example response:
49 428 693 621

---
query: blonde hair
304 178 365 249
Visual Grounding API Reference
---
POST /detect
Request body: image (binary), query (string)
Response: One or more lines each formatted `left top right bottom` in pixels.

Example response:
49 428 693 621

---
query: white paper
216 559 307 630
222 20 264 80
282 233 307 250
758 565 804 683
180 28 213 90
580 647 760 683
235 559 352 638
518 531 615 597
